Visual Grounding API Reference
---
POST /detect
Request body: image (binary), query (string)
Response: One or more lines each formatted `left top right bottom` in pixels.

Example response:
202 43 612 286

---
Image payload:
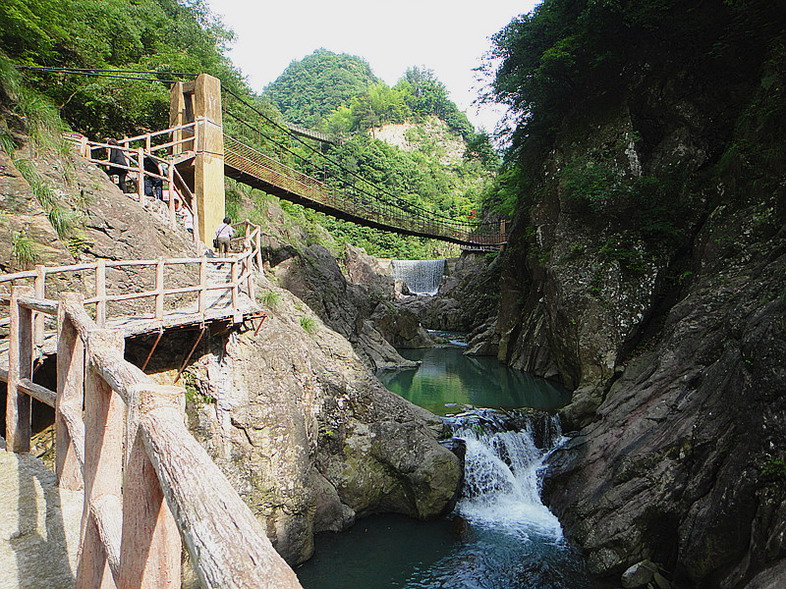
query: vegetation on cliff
1 2 502 260
490 0 786 242
264 49 380 128
486 1 786 586
263 50 501 258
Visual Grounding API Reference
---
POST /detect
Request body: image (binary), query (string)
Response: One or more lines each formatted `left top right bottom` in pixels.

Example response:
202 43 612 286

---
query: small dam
390 259 446 296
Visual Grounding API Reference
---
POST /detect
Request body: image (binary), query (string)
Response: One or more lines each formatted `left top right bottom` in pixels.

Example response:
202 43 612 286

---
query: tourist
143 156 164 199
105 138 127 191
214 217 234 255
175 198 194 235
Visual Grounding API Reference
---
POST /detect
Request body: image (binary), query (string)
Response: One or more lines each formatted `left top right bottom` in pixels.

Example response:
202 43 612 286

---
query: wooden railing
66 121 200 243
223 134 509 248
0 220 263 344
3 287 302 588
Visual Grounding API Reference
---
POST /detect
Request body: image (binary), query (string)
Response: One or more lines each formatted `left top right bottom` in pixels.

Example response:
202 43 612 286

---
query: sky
205 0 541 133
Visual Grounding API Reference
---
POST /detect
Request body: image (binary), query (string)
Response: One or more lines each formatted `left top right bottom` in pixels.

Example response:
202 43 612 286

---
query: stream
297 336 593 588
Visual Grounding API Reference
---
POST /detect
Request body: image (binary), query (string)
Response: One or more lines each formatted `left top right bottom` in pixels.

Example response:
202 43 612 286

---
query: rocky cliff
168 279 460 564
491 4 786 586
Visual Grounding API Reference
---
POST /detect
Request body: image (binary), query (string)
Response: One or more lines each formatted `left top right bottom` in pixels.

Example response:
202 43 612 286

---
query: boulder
177 278 461 565
621 560 658 588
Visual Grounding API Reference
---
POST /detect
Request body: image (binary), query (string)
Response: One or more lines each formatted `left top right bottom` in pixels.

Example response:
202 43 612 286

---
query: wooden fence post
96 259 107 327
6 286 34 453
246 255 255 303
34 264 46 346
255 231 263 273
168 164 176 227
198 257 207 316
120 384 183 588
155 259 165 321
76 329 125 589
231 260 239 320
137 147 145 202
56 292 86 491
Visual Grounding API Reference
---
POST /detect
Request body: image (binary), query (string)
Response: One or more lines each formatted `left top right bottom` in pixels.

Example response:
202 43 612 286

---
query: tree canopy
263 49 379 128
0 0 245 138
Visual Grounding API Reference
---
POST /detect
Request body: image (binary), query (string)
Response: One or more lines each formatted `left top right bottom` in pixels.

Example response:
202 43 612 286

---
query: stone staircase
205 262 233 309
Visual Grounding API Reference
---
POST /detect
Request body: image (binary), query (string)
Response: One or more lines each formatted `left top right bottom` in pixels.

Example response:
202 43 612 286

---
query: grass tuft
12 231 41 268
300 316 317 334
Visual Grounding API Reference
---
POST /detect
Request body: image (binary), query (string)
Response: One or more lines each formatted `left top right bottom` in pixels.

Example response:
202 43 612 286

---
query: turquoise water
297 341 592 589
378 346 571 416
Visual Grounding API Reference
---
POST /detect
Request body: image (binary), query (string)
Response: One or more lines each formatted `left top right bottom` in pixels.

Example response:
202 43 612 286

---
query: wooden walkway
1 223 303 588
224 135 508 247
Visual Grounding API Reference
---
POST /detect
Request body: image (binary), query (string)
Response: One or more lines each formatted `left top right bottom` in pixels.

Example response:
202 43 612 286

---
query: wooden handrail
67 129 200 244
2 278 300 587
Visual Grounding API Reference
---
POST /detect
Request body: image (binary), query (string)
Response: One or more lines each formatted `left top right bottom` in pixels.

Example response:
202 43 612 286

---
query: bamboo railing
2 287 301 588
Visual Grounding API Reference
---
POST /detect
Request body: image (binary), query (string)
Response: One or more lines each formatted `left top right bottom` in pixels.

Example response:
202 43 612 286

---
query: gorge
1 0 785 588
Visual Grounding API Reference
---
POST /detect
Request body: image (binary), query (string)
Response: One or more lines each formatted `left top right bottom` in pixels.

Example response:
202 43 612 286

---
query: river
296 337 593 588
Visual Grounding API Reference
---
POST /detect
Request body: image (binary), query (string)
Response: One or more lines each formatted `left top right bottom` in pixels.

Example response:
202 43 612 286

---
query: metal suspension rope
15 65 198 77
13 65 196 84
224 89 456 223
223 108 444 221
222 87 477 227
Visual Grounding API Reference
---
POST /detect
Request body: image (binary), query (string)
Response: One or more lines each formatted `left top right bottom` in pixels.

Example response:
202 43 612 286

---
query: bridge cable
223 87 466 224
223 109 444 222
223 87 483 228
13 65 195 84
15 65 199 77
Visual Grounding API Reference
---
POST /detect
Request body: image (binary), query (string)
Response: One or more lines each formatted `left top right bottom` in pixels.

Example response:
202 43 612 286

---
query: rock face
401 252 500 337
543 211 786 586
0 122 461 573
271 244 434 370
177 277 462 564
493 16 786 589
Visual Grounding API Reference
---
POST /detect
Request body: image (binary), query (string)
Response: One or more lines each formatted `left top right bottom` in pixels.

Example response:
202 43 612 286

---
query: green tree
263 49 379 127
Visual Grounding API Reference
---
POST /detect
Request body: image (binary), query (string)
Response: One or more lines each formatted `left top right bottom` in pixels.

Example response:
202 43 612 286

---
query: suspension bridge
67 73 508 250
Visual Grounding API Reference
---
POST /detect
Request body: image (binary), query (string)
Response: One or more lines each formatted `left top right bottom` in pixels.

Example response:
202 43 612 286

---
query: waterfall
451 411 565 539
390 259 445 295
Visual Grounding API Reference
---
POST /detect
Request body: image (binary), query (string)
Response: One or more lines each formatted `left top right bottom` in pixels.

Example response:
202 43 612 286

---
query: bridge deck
223 135 507 248
0 294 259 366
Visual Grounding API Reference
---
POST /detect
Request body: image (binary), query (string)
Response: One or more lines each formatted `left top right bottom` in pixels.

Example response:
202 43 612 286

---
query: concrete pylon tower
170 74 225 243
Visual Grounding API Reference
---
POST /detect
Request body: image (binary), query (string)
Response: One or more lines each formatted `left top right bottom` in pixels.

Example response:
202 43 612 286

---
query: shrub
12 231 41 268
300 316 317 334
259 289 281 308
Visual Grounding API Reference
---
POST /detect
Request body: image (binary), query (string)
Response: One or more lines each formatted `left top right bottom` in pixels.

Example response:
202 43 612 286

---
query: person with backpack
106 138 127 191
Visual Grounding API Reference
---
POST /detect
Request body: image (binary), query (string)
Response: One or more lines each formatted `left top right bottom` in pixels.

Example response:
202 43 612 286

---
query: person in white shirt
214 217 235 255
175 199 194 235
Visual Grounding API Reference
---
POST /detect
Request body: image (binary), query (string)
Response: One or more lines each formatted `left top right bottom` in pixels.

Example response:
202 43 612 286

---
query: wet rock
370 303 435 349
621 560 658 588
464 321 499 356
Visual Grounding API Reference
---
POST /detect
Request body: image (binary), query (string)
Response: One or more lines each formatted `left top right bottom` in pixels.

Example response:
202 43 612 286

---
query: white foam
455 428 564 540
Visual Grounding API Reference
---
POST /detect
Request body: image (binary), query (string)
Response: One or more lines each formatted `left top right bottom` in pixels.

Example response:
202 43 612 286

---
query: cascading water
297 351 593 589
454 413 564 535
390 259 446 295
399 410 593 589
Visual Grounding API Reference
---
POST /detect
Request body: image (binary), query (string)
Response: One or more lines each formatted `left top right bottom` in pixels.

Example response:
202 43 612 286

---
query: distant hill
263 49 379 128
